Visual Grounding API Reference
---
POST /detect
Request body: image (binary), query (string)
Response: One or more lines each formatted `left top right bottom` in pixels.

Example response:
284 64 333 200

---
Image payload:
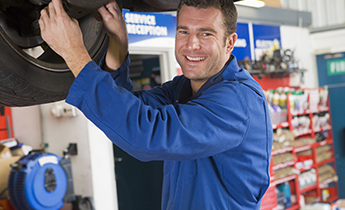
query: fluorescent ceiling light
234 0 265 8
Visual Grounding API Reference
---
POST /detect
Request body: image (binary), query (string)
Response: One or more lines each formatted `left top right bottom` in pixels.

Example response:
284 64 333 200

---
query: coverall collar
178 54 236 104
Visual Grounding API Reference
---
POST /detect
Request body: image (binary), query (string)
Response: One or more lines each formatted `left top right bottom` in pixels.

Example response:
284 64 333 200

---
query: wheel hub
0 0 45 48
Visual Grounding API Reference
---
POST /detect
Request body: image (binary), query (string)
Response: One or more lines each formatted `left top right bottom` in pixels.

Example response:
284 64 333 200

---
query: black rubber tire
0 14 108 107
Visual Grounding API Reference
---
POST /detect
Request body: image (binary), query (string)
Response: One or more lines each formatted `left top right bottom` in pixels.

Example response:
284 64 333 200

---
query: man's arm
92 1 128 72
66 67 249 162
39 0 128 76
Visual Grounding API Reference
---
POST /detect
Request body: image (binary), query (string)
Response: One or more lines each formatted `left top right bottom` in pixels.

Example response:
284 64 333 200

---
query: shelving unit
261 88 338 210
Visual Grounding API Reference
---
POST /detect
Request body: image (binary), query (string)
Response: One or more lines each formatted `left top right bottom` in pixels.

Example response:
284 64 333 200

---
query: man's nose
186 34 201 50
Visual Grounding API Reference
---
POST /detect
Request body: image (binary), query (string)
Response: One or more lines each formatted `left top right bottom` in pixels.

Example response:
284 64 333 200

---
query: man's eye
202 33 212 36
179 30 188 34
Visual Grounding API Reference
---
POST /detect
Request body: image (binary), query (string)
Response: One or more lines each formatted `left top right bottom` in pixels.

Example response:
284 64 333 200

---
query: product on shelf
273 152 294 166
272 128 296 150
316 145 333 163
303 191 319 204
315 132 327 142
319 86 329 109
291 115 311 136
266 87 291 125
295 149 314 170
321 189 330 202
276 182 293 209
313 113 331 131
298 169 317 189
300 203 332 210
274 166 298 180
318 165 337 183
276 189 285 209
291 138 315 148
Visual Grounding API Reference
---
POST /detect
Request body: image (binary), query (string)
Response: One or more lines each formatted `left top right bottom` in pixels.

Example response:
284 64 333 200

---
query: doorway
113 54 164 210
316 52 345 198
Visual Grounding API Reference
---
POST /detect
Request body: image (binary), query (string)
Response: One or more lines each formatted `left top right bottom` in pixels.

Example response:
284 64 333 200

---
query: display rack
261 88 338 210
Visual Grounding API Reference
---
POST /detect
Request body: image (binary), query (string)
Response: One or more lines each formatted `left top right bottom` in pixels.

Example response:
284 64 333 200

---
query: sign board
123 9 176 44
252 24 281 61
327 58 345 76
233 22 252 61
317 53 345 87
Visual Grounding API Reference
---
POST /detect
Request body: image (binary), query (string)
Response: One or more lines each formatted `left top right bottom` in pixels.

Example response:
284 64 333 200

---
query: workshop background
1 0 345 209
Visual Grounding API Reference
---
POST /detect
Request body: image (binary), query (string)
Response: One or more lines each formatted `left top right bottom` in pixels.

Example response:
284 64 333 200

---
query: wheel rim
0 1 107 73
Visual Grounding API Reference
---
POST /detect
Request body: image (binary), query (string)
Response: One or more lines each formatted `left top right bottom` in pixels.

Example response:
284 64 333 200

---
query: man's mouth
186 56 206 61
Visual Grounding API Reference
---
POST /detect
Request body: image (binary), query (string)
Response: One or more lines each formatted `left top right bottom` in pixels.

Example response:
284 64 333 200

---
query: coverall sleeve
99 53 175 106
98 53 133 92
66 61 249 162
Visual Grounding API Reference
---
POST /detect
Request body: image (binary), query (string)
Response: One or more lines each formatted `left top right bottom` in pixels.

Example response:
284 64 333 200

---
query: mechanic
39 0 273 209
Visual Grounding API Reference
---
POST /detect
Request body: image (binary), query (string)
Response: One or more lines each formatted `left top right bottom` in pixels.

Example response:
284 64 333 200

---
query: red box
0 106 13 140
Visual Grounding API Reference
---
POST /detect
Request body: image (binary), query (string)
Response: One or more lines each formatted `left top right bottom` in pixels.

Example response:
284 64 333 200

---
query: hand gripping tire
0 13 108 107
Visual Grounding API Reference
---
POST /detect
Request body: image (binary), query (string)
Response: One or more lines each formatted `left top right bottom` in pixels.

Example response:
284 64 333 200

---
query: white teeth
186 56 205 61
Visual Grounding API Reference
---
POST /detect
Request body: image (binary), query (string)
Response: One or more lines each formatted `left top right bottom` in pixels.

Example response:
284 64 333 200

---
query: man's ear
226 33 238 53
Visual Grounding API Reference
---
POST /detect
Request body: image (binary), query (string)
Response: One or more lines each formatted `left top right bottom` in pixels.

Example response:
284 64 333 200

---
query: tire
0 13 108 107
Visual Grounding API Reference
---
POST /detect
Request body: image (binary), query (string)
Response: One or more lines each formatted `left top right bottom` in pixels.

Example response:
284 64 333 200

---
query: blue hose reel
8 152 74 210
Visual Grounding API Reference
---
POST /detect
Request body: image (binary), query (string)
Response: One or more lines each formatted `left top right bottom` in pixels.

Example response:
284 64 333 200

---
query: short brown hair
176 0 238 40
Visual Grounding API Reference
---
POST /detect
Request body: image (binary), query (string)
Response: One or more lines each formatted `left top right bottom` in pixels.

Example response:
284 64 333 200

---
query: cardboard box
0 138 18 149
0 145 12 159
11 147 25 157
11 144 32 157
0 156 21 199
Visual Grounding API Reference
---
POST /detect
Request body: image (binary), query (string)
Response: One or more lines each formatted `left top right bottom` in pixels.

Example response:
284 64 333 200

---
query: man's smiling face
175 5 236 91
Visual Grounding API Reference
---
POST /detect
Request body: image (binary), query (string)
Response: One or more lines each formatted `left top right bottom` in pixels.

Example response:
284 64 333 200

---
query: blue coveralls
66 54 273 210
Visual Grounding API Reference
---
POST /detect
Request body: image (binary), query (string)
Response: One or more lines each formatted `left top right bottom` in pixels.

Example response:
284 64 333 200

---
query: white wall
280 0 345 28
310 28 345 55
40 102 93 197
40 101 118 210
280 25 319 88
11 106 42 149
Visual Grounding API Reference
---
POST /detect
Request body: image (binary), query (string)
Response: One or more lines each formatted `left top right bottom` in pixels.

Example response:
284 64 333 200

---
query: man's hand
39 0 92 77
93 0 128 72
